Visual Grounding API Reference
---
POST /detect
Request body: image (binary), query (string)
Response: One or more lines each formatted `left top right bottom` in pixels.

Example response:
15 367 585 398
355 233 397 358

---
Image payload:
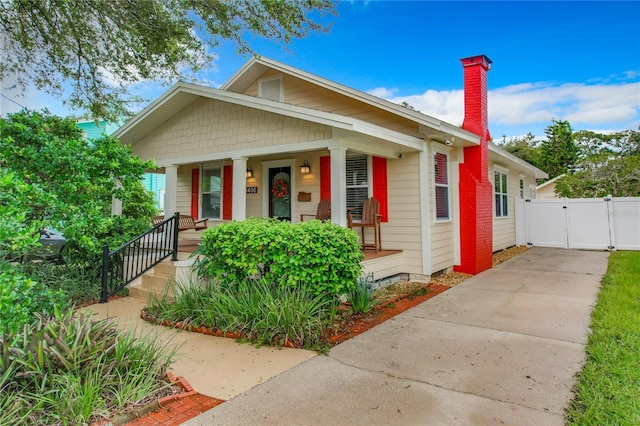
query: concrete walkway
80 297 316 400
185 247 608 425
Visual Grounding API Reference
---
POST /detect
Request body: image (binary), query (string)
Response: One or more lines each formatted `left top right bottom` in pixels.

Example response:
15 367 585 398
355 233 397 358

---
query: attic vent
259 76 283 102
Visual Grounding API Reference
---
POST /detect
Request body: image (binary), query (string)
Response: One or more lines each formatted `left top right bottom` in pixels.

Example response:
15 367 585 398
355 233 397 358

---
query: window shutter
191 168 199 218
372 156 388 222
320 155 331 201
222 165 233 220
434 152 449 220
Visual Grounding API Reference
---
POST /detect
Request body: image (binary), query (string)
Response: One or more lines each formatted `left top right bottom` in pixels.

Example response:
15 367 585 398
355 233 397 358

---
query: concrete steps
128 257 197 303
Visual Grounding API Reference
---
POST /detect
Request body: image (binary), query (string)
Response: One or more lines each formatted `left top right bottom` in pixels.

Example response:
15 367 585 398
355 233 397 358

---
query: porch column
164 165 178 217
232 157 247 221
329 146 347 226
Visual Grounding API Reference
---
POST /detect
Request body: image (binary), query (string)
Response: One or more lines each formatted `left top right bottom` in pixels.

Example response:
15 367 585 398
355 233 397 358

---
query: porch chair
300 199 331 222
347 197 382 252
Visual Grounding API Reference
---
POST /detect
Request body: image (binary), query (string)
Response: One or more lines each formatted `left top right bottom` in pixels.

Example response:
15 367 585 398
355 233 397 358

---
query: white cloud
375 80 640 136
367 87 397 98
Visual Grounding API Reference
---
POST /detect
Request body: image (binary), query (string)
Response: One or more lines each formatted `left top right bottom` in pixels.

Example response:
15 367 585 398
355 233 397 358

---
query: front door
269 167 291 221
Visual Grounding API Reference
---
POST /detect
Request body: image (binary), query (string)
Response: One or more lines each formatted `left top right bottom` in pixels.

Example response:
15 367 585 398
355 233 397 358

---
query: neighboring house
113 54 547 280
536 174 565 199
77 119 166 211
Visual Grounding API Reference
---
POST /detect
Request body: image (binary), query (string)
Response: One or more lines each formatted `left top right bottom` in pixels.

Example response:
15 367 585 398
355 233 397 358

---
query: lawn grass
565 251 640 425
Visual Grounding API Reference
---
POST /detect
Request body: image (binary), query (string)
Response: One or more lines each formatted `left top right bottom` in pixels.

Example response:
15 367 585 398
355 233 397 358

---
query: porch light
246 167 253 178
300 160 311 174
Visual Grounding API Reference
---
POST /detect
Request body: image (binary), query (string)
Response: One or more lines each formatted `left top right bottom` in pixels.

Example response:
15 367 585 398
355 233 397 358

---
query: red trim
222 165 233 220
372 156 388 222
191 168 199 218
320 156 331 201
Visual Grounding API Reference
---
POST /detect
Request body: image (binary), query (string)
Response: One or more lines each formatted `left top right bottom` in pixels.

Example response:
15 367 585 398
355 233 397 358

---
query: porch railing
100 212 179 303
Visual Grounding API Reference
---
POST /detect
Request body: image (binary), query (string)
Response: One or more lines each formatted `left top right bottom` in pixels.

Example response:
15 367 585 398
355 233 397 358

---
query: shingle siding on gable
133 97 332 163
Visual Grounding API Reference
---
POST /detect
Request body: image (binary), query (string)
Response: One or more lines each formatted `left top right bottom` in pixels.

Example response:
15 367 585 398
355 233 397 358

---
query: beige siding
429 147 460 273
132 97 332 163
382 152 424 275
491 162 537 251
243 70 422 137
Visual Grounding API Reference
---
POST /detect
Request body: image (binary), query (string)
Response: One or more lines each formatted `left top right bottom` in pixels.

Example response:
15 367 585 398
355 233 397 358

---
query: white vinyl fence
516 197 640 251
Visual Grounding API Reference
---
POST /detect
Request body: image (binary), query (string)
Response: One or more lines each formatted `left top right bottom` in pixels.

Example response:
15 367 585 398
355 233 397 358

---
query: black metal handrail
100 212 180 303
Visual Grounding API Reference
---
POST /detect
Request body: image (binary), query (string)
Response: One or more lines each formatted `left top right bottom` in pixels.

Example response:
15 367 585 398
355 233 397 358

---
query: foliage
21 262 102 306
197 218 364 299
555 130 640 197
497 132 543 170
0 169 43 262
346 272 376 314
0 263 68 335
0 110 157 263
147 276 336 349
539 119 579 179
0 0 336 121
565 251 640 425
0 307 177 425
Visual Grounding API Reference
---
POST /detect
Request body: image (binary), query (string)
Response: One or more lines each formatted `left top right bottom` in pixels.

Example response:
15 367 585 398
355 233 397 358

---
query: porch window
201 168 221 219
434 151 449 220
346 154 369 215
494 170 508 217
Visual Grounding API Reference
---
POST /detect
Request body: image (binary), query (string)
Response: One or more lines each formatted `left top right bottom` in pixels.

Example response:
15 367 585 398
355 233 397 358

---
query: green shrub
147 275 336 348
0 262 68 335
0 307 176 425
347 272 376 314
197 218 364 299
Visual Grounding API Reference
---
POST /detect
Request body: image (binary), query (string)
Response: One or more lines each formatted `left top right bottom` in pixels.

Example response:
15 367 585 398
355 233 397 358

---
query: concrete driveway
185 247 608 425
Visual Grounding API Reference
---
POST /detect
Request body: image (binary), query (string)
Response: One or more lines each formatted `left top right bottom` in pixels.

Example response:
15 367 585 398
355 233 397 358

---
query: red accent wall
222 165 233 220
372 156 388 222
455 55 493 275
320 156 331 201
191 168 199 218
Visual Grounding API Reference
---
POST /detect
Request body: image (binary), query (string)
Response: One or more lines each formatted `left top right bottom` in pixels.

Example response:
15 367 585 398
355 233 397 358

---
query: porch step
128 258 197 303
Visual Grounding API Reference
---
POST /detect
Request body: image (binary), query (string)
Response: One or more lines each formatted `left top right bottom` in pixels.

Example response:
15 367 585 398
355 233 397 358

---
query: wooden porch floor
177 239 401 261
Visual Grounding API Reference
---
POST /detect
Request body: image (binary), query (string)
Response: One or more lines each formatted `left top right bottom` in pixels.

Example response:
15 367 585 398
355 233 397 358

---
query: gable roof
489 142 549 179
113 81 425 152
222 56 480 145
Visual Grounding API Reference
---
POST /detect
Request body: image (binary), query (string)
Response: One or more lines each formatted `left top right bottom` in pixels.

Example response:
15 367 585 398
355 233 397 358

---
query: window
201 168 221 219
434 151 449 220
259 76 283 101
519 177 525 199
494 171 508 217
346 154 369 215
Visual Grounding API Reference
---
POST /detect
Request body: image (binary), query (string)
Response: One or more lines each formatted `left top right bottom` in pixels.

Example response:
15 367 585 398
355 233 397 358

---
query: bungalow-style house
113 54 547 281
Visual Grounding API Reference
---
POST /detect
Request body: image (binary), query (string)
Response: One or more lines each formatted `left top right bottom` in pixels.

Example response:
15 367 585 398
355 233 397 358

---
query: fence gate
516 197 640 251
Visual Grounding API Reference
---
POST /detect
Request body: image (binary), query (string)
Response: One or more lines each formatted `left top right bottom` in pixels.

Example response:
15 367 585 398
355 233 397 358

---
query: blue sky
2 1 639 140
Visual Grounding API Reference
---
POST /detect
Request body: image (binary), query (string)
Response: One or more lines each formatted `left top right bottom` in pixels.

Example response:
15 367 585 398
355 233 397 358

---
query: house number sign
246 186 258 194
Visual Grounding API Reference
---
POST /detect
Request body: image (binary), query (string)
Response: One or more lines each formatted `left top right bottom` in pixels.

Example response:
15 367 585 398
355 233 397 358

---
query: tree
0 0 336 121
555 130 640 197
497 132 542 170
0 110 157 263
539 119 579 179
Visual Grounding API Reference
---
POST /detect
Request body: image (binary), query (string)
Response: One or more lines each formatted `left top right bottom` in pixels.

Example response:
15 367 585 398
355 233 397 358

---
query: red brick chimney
454 54 493 275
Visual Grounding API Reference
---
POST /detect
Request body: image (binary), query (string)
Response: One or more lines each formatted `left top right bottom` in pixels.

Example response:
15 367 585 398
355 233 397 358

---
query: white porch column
232 157 247 221
164 165 178 217
329 146 347 226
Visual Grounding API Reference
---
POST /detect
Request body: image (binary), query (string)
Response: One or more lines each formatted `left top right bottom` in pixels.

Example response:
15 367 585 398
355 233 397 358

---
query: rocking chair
347 197 382 252
300 199 331 222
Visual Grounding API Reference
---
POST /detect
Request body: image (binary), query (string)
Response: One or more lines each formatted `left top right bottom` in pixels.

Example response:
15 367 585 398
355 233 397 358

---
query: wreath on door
271 179 289 199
